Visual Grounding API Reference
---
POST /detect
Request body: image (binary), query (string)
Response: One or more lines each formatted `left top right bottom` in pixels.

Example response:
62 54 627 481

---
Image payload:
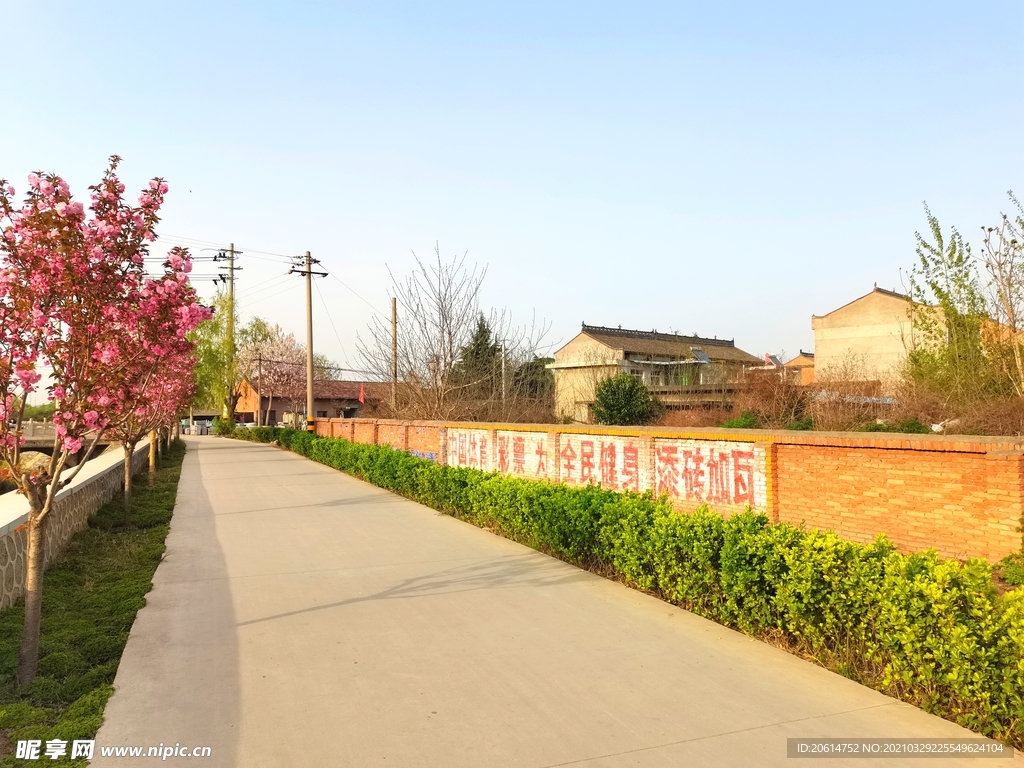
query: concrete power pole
305 251 314 433
256 353 263 427
289 252 327 433
220 243 238 420
391 297 397 411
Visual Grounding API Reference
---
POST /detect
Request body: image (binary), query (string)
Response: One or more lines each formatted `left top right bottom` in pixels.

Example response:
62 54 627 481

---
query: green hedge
232 427 1024 747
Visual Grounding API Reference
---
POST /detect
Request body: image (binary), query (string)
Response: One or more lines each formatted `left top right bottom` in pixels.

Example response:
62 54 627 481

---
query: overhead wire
242 281 301 308
235 272 291 300
329 272 388 319
314 278 354 370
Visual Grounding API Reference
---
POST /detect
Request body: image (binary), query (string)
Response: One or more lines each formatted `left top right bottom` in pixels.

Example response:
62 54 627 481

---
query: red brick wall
353 420 376 445
775 443 1021 562
312 418 1024 562
377 421 407 450
408 423 444 462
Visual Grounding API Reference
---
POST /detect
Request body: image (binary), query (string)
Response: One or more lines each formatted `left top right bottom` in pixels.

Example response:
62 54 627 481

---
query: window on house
316 410 328 418
268 410 276 423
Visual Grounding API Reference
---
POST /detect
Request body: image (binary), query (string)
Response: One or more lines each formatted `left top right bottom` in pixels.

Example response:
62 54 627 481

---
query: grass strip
0 440 186 766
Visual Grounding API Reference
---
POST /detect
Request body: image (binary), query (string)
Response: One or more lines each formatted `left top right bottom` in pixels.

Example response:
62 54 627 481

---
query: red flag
358 383 365 404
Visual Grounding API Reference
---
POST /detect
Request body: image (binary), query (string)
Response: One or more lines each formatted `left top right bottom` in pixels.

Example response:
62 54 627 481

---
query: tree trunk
149 430 157 485
266 393 274 427
124 442 135 524
17 512 45 690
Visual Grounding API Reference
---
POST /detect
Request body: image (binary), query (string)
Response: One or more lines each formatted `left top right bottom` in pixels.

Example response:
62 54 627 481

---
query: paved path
95 436 1019 767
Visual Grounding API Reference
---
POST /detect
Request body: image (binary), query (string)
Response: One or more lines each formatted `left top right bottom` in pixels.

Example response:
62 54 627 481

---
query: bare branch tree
981 192 1024 395
357 243 552 421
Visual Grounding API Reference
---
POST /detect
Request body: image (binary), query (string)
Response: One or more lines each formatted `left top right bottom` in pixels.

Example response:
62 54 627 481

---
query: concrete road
94 436 1019 767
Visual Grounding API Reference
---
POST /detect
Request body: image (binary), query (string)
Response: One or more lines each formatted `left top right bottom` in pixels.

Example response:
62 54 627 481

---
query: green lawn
0 440 186 766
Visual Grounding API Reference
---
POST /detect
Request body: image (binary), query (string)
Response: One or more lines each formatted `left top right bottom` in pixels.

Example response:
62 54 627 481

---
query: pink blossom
14 367 41 386
26 172 39 188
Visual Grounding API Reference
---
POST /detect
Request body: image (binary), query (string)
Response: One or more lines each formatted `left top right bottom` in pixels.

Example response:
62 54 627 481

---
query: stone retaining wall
0 443 149 610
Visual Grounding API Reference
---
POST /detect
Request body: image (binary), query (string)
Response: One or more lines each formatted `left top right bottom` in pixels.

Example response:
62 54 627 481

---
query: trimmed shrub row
232 426 1024 747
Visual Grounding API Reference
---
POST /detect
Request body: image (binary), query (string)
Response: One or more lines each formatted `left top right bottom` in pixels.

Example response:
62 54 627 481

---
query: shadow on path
238 552 590 627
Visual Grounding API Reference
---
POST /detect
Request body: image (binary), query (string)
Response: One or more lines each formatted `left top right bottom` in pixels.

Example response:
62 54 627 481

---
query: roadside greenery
212 416 236 436
593 373 664 426
233 426 1024 748
0 441 185 766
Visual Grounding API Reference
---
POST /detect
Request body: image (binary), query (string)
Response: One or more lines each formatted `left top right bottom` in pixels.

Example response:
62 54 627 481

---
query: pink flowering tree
105 246 209 521
0 157 182 688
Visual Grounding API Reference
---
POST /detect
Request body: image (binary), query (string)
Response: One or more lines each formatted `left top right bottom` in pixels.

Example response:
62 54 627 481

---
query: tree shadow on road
236 553 590 628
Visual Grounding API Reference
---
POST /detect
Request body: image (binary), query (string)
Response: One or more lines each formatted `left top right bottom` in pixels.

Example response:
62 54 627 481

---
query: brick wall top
443 422 1024 455
315 418 1024 455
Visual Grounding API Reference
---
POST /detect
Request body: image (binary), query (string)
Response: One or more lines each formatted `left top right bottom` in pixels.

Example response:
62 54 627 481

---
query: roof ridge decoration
581 323 735 348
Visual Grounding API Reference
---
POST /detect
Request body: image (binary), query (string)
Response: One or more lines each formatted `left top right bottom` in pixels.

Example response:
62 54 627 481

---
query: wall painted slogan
653 439 768 510
446 428 767 512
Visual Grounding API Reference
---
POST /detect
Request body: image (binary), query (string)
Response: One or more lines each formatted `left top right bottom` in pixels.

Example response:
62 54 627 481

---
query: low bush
234 428 1024 748
212 416 235 436
1001 553 1024 587
720 411 760 429
863 418 932 434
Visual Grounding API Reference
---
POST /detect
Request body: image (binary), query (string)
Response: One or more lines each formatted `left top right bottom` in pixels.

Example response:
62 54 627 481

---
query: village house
811 286 916 382
784 350 815 385
547 323 761 423
234 378 384 425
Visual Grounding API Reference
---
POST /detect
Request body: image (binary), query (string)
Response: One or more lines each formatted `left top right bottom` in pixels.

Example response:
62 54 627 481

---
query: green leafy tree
907 205 1004 403
189 292 232 411
189 296 280 416
592 372 664 425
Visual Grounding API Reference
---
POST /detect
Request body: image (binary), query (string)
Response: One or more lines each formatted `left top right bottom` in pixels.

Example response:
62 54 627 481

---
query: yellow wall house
547 324 761 423
811 286 919 383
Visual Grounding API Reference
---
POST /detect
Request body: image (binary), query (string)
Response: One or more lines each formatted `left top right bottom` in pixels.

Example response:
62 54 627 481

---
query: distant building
784 350 815 385
547 323 761 423
811 287 916 382
234 379 385 425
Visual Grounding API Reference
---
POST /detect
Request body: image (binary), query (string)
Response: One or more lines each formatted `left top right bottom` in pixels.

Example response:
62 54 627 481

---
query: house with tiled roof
234 378 387 425
546 324 761 423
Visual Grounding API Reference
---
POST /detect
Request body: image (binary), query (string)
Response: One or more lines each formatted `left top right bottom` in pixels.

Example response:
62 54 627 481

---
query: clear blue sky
4 1 1023 372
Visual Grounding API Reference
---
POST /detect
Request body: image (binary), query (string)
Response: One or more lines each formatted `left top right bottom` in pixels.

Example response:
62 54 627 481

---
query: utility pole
288 252 327 433
256 353 263 427
391 297 398 411
215 243 242 420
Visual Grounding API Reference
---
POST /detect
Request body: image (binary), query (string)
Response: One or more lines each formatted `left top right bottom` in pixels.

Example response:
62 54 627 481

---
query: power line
159 234 294 263
235 272 291 300
243 281 302 307
256 356 375 376
314 278 354 370
329 272 387 318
